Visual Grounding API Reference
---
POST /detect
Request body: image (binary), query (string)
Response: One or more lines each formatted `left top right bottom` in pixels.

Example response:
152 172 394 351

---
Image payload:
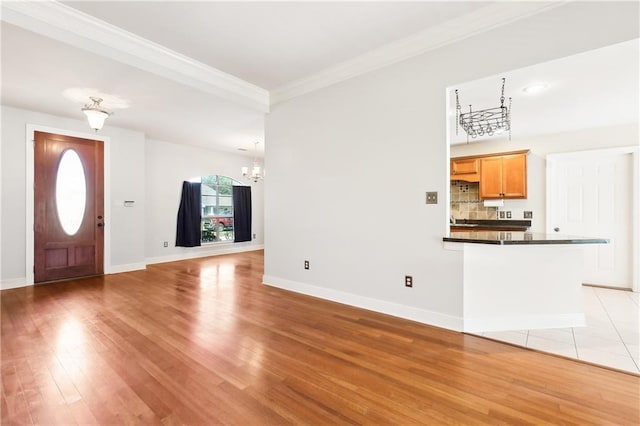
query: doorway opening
26 125 111 285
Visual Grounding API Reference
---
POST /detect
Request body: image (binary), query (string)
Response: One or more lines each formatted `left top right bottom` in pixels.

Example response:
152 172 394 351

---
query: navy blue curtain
176 181 201 247
233 186 252 243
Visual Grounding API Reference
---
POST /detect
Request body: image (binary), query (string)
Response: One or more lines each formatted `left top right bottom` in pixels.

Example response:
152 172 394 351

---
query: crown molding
270 2 566 105
1 0 270 112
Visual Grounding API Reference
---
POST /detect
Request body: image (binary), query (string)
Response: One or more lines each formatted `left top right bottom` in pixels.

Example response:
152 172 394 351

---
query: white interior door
547 149 634 289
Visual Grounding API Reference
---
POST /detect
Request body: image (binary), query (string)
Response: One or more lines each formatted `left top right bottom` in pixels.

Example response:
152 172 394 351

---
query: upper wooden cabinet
479 152 528 199
450 158 480 182
450 150 528 199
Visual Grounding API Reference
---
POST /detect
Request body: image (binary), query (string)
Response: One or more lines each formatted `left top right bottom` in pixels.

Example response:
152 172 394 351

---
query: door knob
98 215 103 219
554 227 559 232
97 223 104 228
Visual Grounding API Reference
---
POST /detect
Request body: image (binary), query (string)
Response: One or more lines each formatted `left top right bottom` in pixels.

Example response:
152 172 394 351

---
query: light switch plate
524 211 533 219
426 191 438 204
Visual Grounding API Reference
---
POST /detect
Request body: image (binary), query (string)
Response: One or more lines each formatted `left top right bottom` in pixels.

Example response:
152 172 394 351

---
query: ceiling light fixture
522 83 548 94
81 97 112 132
455 78 511 143
242 142 265 183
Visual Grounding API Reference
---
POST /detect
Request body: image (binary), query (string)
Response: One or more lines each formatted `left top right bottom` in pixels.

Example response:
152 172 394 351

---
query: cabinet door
451 158 480 182
452 158 478 174
479 156 503 198
502 154 527 198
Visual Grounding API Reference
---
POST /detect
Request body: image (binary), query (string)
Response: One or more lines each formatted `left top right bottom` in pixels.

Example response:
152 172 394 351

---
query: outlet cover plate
425 192 438 204
524 211 533 219
405 275 413 287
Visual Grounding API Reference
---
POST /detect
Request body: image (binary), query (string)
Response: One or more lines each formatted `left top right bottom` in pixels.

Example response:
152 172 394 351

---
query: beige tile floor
475 286 639 374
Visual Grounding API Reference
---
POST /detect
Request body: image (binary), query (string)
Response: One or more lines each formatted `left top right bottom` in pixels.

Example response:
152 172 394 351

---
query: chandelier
241 142 265 183
455 78 511 142
81 97 112 132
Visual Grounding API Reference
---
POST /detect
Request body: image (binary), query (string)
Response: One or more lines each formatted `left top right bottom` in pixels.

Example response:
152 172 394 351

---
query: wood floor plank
1 250 638 425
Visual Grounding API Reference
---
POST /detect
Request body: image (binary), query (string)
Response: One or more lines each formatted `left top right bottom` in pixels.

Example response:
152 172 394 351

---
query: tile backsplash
450 180 497 220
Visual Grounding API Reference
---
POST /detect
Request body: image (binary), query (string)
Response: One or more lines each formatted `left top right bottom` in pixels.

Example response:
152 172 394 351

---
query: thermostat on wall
123 200 135 207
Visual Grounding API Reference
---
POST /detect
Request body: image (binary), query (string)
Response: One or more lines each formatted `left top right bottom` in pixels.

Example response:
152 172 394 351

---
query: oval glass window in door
55 149 87 235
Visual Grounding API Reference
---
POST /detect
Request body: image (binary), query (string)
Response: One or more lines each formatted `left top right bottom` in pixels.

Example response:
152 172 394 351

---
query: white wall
264 2 639 330
1 105 146 287
451 123 639 232
144 138 264 264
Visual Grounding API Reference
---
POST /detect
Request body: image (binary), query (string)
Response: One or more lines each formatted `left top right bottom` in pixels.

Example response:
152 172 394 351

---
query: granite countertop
450 219 531 230
443 231 609 245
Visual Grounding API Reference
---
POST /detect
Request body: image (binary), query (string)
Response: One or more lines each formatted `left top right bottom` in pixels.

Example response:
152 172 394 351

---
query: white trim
1 0 269 112
146 244 264 265
634 148 639 292
25 124 111 285
546 146 639 292
464 313 586 333
263 275 463 332
0 103 2 287
271 2 564 104
108 262 146 274
445 86 452 237
1 277 28 291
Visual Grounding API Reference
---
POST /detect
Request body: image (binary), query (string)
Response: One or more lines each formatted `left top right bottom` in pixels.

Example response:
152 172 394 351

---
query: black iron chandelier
455 78 511 143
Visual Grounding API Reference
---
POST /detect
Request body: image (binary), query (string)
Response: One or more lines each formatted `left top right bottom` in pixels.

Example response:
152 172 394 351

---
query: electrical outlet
405 275 413 288
499 211 505 219
425 191 438 204
163 241 168 248
524 211 533 219
506 211 512 219
253 233 256 239
304 260 309 270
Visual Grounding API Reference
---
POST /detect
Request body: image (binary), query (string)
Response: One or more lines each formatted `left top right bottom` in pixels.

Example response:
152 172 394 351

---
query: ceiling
2 1 636 155
61 1 489 91
448 38 640 145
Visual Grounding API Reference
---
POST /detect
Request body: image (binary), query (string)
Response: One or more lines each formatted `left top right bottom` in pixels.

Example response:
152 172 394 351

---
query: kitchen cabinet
450 158 480 182
479 152 528 199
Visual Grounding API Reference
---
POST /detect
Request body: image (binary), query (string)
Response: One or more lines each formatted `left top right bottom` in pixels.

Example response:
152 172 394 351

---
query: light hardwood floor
2 250 639 424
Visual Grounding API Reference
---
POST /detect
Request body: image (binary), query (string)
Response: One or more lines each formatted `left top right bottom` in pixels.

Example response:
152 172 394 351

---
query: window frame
199 175 243 244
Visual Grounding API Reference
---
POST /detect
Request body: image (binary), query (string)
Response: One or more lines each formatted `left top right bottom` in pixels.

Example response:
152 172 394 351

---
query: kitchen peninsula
443 231 609 333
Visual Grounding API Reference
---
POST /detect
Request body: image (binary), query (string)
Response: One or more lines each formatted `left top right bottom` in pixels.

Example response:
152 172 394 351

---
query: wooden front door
34 131 104 283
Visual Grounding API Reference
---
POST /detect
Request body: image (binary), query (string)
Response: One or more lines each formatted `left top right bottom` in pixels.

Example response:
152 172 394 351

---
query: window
199 175 243 243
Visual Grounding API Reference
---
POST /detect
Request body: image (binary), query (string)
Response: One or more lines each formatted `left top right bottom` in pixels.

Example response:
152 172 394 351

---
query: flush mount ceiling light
522 83 548 94
241 141 265 183
81 97 112 132
455 77 512 143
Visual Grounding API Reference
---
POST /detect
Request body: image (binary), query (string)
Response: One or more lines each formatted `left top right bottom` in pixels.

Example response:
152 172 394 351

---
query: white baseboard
107 262 147 274
263 275 463 332
1 277 28 291
146 244 264 265
1 262 146 290
464 313 586 333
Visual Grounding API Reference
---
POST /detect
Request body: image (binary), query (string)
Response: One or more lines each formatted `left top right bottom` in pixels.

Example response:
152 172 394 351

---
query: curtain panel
176 181 202 247
232 186 252 243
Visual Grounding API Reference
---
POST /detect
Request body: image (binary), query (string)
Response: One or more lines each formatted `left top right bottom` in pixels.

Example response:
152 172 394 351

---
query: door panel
548 151 632 288
34 132 104 283
502 154 527 198
479 156 503 198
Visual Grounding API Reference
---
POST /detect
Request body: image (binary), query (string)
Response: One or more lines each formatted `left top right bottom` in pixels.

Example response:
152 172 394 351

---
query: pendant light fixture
241 142 265 183
81 97 112 132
